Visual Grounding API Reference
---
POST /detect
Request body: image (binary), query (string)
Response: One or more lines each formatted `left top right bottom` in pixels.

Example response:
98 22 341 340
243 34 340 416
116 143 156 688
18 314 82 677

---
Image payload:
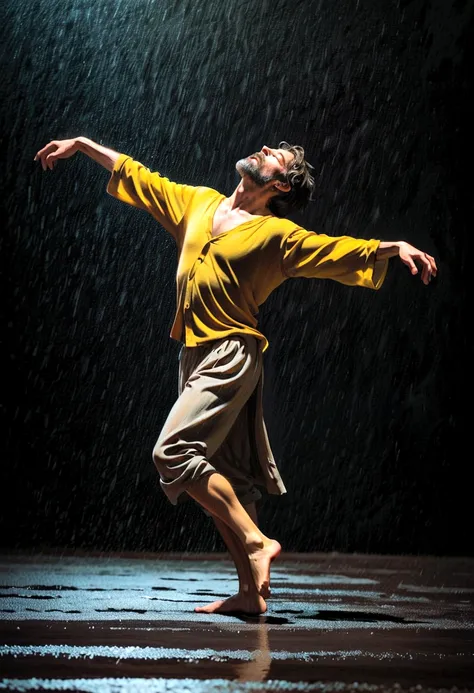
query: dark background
1 0 471 556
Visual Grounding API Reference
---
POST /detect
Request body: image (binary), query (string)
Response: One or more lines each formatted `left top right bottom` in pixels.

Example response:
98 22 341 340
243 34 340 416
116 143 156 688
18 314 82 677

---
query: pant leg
152 335 261 505
209 388 263 506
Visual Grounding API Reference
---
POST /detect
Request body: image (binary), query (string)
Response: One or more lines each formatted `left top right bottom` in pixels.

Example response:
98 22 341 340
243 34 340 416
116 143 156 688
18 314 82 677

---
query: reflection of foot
194 591 267 614
249 539 281 598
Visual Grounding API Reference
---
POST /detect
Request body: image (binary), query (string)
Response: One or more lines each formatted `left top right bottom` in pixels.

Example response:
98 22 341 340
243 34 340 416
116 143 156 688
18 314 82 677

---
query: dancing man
35 136 437 614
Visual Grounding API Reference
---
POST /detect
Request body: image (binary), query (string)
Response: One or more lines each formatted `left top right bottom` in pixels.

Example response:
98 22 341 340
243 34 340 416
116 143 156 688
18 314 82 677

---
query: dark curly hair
267 141 315 218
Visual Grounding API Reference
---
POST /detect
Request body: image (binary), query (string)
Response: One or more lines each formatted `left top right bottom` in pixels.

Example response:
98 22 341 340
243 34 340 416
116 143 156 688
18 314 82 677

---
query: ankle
239 583 259 597
244 534 265 552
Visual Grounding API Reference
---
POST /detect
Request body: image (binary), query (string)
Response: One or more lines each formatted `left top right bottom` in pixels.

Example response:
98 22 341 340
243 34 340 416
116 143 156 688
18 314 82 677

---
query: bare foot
248 539 281 598
194 590 267 614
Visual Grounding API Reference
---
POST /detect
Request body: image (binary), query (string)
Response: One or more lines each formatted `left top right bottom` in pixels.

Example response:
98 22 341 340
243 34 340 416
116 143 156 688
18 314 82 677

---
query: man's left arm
376 241 437 286
281 229 437 290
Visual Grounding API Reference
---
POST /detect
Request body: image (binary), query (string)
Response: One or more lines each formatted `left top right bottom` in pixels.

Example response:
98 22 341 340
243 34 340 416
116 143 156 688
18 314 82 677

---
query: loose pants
153 334 286 506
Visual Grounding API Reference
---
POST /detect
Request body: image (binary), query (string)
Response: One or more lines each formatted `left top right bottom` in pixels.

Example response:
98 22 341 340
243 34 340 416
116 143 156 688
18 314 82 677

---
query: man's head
236 142 315 218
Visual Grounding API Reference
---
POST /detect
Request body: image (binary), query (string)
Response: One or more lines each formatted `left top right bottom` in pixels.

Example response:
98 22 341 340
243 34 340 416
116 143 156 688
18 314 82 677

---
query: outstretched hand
398 241 437 286
34 139 78 170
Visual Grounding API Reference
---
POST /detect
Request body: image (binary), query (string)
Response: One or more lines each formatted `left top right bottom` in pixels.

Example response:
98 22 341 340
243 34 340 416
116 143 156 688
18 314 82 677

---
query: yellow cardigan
107 155 388 352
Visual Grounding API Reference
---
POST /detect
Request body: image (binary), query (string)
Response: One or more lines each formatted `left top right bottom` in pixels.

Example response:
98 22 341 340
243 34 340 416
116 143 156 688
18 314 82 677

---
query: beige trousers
153 334 286 506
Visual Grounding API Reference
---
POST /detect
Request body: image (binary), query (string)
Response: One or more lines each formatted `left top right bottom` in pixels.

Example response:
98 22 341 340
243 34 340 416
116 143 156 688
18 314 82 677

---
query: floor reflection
233 620 271 682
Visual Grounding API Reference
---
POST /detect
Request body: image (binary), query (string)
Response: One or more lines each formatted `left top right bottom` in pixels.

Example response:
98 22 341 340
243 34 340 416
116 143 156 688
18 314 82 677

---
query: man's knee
152 435 208 477
152 436 168 472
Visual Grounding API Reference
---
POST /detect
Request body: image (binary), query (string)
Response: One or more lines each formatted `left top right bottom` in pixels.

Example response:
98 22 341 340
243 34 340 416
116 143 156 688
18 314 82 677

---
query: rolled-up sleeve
281 228 388 290
107 154 197 241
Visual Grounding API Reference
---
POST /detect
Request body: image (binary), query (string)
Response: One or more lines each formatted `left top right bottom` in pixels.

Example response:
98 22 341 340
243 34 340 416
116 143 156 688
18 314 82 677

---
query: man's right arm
34 136 120 172
35 138 199 243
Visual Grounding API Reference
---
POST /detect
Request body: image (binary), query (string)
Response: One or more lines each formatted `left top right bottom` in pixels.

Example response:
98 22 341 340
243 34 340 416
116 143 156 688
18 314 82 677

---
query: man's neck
225 180 274 217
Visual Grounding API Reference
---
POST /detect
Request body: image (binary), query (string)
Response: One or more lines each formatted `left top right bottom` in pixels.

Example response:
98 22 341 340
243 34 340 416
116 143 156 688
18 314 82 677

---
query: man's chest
211 207 255 238
176 192 285 279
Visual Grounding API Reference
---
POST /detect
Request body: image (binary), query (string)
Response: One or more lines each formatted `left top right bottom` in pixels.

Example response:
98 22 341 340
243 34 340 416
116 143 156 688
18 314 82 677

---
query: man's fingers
46 153 57 170
46 145 69 168
421 264 430 285
36 142 57 159
404 250 438 285
405 258 418 275
427 254 438 276
400 244 438 285
420 256 436 285
35 142 58 170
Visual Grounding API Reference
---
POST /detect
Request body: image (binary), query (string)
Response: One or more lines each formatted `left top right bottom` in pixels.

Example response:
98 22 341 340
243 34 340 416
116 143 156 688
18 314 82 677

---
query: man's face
236 145 294 187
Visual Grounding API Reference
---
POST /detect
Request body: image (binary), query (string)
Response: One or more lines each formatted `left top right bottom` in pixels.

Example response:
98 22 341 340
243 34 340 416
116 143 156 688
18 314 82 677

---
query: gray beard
236 157 275 187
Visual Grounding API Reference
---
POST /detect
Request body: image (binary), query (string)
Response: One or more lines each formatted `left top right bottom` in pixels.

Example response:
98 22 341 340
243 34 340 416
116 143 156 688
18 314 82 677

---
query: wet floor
0 551 473 692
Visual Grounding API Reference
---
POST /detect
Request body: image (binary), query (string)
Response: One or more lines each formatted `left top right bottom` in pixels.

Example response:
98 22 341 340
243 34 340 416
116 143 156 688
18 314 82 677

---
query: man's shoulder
262 215 305 237
194 184 222 196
